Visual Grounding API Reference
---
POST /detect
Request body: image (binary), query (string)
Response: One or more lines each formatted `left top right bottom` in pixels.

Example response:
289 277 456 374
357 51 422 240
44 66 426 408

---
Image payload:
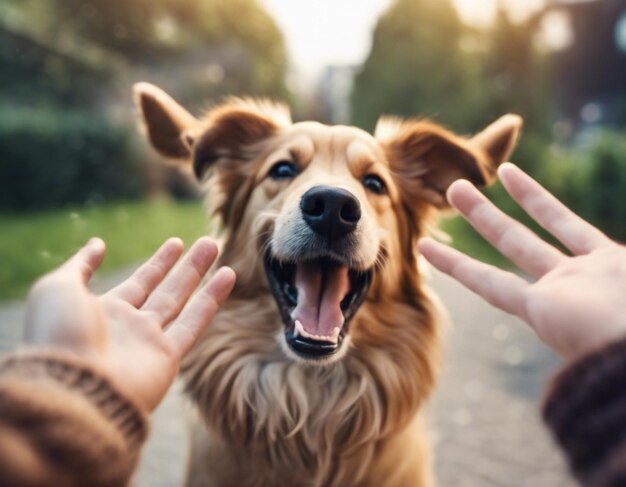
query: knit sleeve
0 350 148 487
543 336 626 487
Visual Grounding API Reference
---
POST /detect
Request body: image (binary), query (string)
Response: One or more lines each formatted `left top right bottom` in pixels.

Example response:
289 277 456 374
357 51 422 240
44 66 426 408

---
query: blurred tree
350 0 553 154
47 0 288 99
49 0 155 57
479 7 553 181
0 25 118 109
0 0 56 33
0 0 288 104
480 8 550 132
0 0 120 108
168 0 287 97
474 6 555 221
0 0 289 210
351 0 485 132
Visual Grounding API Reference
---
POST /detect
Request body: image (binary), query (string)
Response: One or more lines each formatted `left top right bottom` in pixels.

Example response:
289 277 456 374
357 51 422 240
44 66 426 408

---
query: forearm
0 350 148 487
544 336 626 487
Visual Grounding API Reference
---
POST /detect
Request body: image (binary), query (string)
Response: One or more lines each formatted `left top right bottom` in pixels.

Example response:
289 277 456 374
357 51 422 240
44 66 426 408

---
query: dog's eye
269 161 299 180
362 174 386 195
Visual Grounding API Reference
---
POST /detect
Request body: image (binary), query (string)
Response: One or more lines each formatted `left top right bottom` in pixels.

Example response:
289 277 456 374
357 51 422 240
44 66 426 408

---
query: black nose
300 185 361 240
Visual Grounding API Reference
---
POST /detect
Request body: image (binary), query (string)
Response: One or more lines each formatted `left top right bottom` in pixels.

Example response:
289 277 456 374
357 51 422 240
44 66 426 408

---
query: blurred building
314 64 357 124
544 0 626 127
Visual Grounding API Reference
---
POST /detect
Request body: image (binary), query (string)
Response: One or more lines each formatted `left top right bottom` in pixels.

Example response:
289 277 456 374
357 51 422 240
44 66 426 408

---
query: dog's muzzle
265 185 372 362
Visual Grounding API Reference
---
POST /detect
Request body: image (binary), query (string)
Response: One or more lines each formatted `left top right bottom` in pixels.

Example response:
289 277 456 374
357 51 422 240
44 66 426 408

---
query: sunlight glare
261 0 391 82
537 10 574 52
453 0 546 26
453 0 496 26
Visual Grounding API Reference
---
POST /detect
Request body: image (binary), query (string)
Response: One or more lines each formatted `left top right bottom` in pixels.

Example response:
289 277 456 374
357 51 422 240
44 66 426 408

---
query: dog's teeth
293 320 340 343
328 327 341 344
294 319 304 337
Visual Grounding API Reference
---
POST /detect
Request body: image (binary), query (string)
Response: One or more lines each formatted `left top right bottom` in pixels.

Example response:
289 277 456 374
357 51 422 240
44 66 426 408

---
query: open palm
420 163 626 360
24 237 235 411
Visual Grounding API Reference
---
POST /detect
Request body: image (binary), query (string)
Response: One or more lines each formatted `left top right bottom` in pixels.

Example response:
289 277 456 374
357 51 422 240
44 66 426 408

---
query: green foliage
0 108 141 210
473 130 626 252
178 0 288 97
0 200 208 300
46 0 289 98
479 10 551 134
478 9 553 177
545 131 626 242
2 0 288 100
351 0 484 132
50 0 156 57
0 0 289 212
0 31 113 108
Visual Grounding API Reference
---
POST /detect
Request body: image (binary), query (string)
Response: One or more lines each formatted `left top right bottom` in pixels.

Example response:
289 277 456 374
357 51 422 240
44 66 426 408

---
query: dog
134 82 521 487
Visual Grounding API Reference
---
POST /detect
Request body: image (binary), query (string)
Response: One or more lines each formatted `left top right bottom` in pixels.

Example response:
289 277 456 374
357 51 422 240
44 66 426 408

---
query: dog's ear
191 98 290 179
377 114 522 208
133 82 198 161
134 84 291 180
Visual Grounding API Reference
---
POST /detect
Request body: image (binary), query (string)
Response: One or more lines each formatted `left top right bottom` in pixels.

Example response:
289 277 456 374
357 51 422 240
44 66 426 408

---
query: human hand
419 163 626 361
23 237 235 411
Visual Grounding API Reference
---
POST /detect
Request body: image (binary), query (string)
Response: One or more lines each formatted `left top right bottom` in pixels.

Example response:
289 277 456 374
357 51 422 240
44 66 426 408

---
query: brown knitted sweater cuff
0 350 148 487
543 337 626 487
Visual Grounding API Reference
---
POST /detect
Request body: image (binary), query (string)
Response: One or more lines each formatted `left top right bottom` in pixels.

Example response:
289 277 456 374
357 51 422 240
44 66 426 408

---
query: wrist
544 335 626 485
567 324 626 363
0 348 148 445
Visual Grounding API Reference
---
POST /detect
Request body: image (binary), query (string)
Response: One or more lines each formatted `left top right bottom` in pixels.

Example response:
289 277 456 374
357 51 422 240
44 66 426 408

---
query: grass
0 200 209 300
0 199 511 301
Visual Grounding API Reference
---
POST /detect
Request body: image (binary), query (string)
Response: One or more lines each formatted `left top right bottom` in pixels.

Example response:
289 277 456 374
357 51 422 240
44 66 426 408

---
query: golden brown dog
134 82 521 487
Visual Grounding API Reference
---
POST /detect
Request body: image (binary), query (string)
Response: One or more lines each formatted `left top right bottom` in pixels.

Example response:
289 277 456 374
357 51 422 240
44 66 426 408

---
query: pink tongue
290 261 350 339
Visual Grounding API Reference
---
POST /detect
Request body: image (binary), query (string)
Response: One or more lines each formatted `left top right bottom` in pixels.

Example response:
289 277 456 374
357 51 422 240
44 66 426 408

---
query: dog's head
135 82 521 365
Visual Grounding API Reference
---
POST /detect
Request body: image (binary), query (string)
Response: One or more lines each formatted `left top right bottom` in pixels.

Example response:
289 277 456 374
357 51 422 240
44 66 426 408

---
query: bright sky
261 0 546 85
260 0 391 82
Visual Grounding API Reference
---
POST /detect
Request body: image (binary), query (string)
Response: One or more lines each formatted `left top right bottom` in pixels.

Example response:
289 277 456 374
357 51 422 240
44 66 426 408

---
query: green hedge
562 131 626 242
537 130 626 243
0 108 143 210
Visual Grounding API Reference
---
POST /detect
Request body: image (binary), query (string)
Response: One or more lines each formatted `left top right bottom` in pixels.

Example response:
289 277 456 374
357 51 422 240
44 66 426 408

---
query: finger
60 238 106 284
447 179 564 278
106 238 184 307
166 267 236 358
141 237 218 326
498 163 609 255
419 238 529 319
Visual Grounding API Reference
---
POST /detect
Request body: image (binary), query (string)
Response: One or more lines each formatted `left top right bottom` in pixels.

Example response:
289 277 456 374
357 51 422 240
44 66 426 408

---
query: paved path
427 271 573 487
0 268 574 487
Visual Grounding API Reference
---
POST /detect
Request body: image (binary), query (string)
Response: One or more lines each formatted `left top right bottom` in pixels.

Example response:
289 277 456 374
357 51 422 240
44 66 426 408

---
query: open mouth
264 252 372 361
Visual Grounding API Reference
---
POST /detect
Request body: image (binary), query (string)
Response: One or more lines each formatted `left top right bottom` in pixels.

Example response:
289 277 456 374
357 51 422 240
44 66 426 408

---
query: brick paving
0 268 575 487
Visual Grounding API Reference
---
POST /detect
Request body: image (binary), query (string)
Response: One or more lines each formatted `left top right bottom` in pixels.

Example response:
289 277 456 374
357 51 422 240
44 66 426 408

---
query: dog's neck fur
181 219 440 487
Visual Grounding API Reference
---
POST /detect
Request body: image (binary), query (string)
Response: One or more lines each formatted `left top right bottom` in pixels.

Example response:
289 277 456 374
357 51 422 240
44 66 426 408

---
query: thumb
61 237 107 284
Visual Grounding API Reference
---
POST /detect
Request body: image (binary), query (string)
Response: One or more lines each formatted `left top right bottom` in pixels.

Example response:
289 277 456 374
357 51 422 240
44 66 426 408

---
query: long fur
181 153 441 486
